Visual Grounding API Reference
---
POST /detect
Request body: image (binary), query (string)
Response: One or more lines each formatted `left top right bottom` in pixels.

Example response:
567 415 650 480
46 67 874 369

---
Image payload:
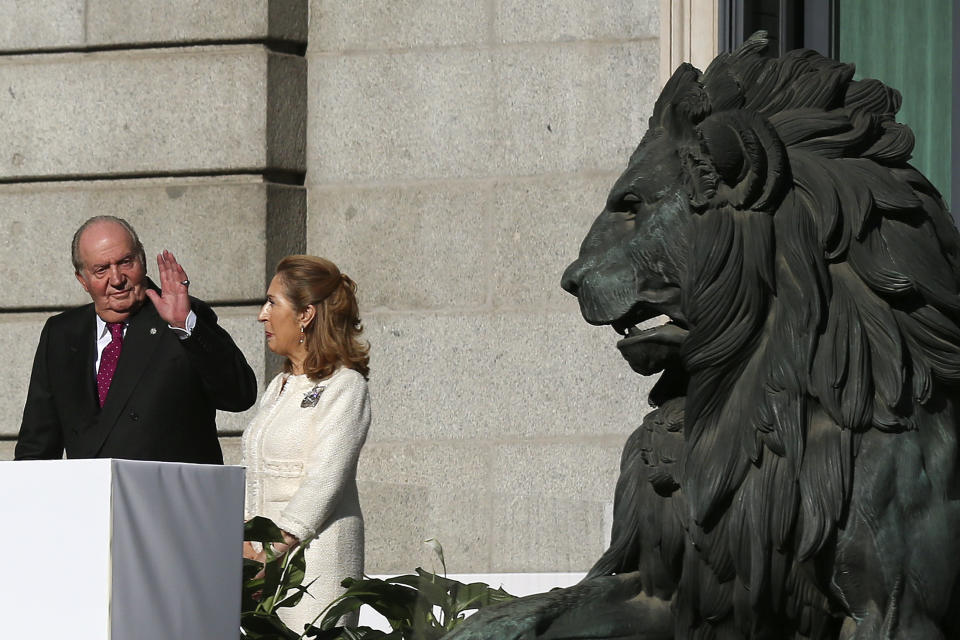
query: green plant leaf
387 569 455 625
317 578 420 631
304 625 398 640
259 555 287 613
449 581 516 617
275 583 311 610
242 582 266 612
243 530 518 640
245 517 287 544
244 557 265 583
258 544 309 612
391 569 457 592
278 552 307 603
304 627 388 640
391 572 450 610
317 596 367 631
240 611 301 639
241 518 314 639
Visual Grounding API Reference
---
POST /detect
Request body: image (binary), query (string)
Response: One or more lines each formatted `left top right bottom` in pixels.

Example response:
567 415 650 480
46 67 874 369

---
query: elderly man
15 215 257 463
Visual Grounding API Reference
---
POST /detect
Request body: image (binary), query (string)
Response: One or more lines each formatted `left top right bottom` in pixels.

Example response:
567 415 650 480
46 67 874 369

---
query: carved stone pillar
659 0 719 85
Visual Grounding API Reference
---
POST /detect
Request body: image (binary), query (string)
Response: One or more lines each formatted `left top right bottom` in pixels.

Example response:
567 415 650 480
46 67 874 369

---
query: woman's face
258 274 304 360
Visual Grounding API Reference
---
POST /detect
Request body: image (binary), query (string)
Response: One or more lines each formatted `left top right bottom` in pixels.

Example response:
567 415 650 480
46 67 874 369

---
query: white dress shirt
94 310 196 374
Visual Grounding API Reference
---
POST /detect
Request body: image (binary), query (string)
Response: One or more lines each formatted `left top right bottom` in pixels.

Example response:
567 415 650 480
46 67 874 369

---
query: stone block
359 439 622 573
489 439 625 503
220 434 244 466
491 41 660 177
307 41 657 183
306 182 491 310
0 46 304 180
307 48 497 183
266 177 308 285
0 1 305 52
214 306 267 435
362 476 607 574
307 174 624 311
363 310 654 442
87 0 307 48
308 0 487 52
357 439 620 573
360 483 496 575
360 481 443 574
0 305 265 439
489 494 609 572
267 53 308 171
490 174 620 308
0 312 53 439
359 440 494 490
360 442 497 573
496 0 659 44
0 2 83 52
0 177 304 308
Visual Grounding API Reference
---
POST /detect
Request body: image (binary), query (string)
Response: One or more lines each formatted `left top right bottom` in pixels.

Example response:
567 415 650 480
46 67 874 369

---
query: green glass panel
838 0 953 208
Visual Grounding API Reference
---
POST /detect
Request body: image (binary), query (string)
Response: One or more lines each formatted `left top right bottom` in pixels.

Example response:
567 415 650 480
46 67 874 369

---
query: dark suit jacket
15 291 257 464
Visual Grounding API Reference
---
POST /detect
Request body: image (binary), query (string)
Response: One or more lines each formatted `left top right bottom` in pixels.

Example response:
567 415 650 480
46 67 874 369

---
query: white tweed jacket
242 367 371 541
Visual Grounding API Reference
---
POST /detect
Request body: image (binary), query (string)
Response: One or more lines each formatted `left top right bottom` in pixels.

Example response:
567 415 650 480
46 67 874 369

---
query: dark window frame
718 0 810 57
953 1 959 216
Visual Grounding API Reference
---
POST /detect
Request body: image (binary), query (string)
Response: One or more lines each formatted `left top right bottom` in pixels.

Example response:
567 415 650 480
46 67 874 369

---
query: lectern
0 459 244 639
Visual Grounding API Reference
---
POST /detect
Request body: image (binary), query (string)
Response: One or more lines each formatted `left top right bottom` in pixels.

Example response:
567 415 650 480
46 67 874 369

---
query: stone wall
0 1 663 576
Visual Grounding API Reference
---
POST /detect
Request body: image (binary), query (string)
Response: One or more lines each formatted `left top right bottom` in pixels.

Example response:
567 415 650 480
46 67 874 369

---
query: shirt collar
95 315 127 340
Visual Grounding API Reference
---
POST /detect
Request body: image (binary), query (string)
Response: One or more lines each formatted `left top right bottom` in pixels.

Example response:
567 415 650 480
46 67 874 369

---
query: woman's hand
242 541 263 562
270 530 300 555
242 529 300 600
242 531 299 562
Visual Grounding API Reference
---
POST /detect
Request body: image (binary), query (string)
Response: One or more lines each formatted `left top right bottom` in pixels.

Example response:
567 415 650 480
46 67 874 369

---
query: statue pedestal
0 459 244 639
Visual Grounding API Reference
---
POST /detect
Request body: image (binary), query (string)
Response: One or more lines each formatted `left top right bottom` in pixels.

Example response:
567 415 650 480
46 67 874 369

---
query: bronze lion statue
448 33 960 640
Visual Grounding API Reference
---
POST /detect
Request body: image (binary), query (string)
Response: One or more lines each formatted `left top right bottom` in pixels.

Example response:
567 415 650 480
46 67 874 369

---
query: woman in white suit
242 255 371 632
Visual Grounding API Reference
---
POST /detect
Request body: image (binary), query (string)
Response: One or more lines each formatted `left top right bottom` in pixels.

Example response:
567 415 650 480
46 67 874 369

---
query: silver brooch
301 384 325 408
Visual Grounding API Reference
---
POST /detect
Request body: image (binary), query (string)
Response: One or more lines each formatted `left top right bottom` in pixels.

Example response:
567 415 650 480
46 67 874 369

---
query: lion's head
562 30 960 593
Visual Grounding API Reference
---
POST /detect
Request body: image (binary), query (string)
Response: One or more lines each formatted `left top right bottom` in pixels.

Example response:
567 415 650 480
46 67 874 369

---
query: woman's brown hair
275 255 370 380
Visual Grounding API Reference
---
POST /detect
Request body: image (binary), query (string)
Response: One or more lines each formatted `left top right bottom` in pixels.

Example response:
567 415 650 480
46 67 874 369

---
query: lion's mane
602 34 960 637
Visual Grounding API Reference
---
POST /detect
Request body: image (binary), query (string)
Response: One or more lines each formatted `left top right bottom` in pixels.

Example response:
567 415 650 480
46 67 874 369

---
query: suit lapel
88 300 166 455
63 306 98 420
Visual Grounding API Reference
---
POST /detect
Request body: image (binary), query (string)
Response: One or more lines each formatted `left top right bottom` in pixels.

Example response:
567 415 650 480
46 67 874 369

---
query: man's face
74 221 147 322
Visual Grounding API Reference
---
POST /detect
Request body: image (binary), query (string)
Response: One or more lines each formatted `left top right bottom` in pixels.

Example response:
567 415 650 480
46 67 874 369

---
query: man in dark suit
15 215 257 463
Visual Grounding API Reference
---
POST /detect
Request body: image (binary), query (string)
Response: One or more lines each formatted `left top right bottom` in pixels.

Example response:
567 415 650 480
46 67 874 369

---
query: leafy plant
304 539 516 640
241 516 315 639
240 521 516 640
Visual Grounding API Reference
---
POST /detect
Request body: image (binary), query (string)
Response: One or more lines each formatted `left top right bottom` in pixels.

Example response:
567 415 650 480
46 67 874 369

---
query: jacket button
129 412 139 421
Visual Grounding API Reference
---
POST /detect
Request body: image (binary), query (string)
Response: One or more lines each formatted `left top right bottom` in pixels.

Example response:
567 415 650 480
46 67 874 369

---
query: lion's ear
654 63 710 139
688 111 789 211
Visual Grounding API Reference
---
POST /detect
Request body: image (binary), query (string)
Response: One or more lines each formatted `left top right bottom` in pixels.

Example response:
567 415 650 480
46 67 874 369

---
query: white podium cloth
0 459 244 640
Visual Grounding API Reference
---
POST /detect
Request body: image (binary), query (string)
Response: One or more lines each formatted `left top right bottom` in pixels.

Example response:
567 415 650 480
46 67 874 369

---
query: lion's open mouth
609 306 689 376
615 322 688 349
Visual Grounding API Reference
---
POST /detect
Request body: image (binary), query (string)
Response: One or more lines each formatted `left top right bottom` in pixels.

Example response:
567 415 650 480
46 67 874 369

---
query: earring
299 325 305 344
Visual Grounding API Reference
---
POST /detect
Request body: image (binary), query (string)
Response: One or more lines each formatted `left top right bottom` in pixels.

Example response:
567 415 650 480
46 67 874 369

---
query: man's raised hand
145 250 191 329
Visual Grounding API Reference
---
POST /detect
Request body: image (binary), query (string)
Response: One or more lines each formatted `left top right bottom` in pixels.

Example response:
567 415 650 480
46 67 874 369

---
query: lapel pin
301 384 325 408
150 327 157 335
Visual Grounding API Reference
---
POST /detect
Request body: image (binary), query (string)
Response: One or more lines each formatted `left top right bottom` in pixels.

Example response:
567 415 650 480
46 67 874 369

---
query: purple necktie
97 322 125 407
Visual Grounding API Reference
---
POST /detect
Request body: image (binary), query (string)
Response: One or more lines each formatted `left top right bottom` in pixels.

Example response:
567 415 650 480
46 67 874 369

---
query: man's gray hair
71 215 147 273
